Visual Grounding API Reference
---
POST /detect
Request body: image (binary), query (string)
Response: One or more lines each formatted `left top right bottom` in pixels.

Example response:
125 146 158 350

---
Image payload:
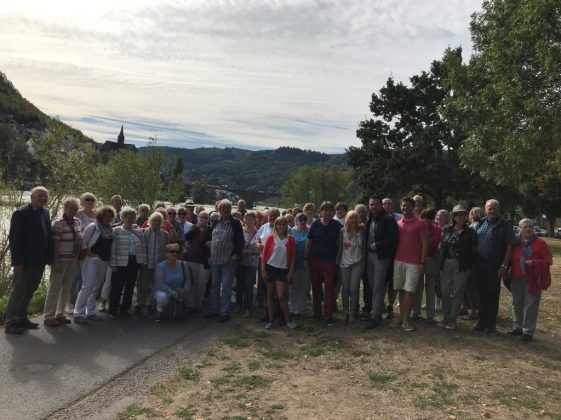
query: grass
299 335 347 357
175 406 196 420
179 367 200 381
367 371 396 388
234 375 272 389
117 404 154 419
222 363 242 376
221 337 250 349
247 360 261 371
210 375 231 388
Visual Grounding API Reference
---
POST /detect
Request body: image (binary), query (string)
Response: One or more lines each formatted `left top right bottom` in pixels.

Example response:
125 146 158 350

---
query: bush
0 286 47 324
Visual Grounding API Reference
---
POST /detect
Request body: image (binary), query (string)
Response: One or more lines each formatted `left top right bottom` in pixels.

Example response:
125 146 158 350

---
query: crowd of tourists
5 187 553 343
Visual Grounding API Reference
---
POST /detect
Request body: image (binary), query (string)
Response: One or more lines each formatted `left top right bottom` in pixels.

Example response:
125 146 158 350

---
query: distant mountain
141 146 347 193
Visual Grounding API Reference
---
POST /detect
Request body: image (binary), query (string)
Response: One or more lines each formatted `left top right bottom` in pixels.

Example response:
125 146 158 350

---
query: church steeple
117 125 124 146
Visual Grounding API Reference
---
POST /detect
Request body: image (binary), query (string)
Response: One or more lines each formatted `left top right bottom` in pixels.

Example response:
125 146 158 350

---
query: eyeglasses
84 198 95 202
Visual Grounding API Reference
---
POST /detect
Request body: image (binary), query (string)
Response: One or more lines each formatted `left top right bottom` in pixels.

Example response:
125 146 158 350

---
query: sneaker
218 315 231 323
445 321 457 331
43 318 60 327
73 316 87 324
286 320 298 329
385 305 394 320
65 304 75 314
390 318 403 328
97 300 107 312
402 320 415 332
365 319 379 330
243 310 251 318
264 322 274 330
87 314 103 321
326 318 335 327
437 319 448 328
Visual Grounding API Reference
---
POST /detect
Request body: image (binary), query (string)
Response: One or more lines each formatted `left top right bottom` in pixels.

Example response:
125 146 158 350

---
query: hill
142 146 347 193
0 71 95 181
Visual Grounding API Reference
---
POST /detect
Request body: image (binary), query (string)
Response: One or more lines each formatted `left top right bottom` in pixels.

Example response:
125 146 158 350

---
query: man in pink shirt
391 197 428 332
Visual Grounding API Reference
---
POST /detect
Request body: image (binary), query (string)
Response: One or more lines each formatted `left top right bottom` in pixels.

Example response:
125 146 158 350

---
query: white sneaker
65 304 75 314
286 320 298 329
402 320 415 332
265 322 274 330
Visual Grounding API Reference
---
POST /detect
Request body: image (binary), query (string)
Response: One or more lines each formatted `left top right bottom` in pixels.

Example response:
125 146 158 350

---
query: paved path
0 314 218 420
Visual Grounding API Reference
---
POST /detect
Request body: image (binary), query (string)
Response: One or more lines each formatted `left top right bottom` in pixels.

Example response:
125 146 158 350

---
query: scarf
518 234 537 274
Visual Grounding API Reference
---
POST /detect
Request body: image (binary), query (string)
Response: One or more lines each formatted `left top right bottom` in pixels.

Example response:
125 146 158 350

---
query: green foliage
33 123 98 219
444 0 561 186
348 56 492 209
0 123 32 181
179 367 200 381
0 71 48 126
281 165 355 208
92 140 166 207
142 146 345 194
190 180 214 204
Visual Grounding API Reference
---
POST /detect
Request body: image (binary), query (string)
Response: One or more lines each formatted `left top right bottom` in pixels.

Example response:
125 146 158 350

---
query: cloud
0 0 479 153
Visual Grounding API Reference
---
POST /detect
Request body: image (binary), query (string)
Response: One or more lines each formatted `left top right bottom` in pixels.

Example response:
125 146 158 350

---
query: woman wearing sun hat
438 205 477 330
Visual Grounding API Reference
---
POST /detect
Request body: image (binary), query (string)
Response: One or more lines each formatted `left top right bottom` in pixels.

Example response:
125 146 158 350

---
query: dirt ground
119 240 561 420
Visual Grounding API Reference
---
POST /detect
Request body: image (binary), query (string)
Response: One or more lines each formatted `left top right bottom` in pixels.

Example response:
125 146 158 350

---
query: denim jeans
236 265 257 311
367 253 390 320
210 263 236 316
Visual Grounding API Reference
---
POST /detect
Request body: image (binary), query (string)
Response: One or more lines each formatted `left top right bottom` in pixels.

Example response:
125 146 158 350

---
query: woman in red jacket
509 218 553 342
261 216 297 330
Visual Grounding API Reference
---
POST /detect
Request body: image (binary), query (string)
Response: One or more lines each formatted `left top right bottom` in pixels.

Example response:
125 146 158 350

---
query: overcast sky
1 0 480 153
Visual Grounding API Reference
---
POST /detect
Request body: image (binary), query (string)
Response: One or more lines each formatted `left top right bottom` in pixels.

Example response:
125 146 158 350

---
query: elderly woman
184 211 213 313
153 243 192 322
136 212 170 315
305 201 342 326
438 205 476 330
43 197 82 326
73 206 115 323
136 204 150 227
236 212 260 317
66 192 97 314
509 218 553 342
109 207 147 319
303 202 316 227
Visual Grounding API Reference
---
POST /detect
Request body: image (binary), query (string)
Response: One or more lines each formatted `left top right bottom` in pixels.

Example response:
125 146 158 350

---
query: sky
0 0 480 153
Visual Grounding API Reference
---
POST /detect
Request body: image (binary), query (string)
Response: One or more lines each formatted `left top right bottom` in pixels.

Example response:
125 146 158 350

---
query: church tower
117 125 124 146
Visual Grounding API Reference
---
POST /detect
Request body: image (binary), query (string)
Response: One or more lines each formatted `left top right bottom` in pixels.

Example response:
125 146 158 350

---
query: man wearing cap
473 199 515 333
184 199 198 225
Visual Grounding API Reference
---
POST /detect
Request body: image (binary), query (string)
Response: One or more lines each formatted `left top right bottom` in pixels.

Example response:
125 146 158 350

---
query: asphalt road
0 313 218 420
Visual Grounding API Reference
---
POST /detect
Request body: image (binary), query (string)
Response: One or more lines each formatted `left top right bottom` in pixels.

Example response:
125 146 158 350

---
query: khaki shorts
393 260 419 293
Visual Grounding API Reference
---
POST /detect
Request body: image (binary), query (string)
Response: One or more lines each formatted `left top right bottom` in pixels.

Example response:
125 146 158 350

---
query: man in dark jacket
5 186 53 334
365 197 399 328
207 199 244 322
473 199 516 333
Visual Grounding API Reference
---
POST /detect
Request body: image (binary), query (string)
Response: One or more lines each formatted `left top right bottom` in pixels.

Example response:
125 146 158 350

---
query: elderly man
237 199 247 219
207 199 244 322
473 199 516 333
111 194 123 226
382 198 403 221
5 186 53 334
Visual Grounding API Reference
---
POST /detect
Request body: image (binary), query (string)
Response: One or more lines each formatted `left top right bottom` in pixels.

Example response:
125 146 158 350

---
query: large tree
348 56 487 208
444 0 561 185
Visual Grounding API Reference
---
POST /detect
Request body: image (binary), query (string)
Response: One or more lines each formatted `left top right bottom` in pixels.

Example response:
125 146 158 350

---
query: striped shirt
111 226 147 266
52 216 81 261
211 219 234 265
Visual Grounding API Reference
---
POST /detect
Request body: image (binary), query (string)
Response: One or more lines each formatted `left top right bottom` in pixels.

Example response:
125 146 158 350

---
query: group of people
5 188 553 343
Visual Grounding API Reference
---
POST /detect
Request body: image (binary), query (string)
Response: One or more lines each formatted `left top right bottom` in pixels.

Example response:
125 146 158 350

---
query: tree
348 57 489 209
92 139 166 207
33 124 97 219
0 123 31 182
444 0 561 185
191 180 214 204
281 165 355 208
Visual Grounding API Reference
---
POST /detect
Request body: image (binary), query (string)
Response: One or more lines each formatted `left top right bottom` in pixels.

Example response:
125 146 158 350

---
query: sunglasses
84 198 95 202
